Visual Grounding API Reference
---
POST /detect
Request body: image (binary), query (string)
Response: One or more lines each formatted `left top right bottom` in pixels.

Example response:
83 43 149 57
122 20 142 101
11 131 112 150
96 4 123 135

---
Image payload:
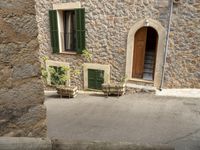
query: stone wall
164 1 200 88
0 0 46 136
36 0 200 89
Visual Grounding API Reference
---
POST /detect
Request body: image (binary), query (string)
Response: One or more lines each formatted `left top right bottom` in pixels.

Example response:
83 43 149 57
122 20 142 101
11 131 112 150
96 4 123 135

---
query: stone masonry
0 0 46 136
36 0 200 89
165 0 200 88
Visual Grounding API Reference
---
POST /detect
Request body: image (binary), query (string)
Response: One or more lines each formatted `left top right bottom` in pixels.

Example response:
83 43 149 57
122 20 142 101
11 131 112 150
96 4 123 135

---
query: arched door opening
132 27 158 81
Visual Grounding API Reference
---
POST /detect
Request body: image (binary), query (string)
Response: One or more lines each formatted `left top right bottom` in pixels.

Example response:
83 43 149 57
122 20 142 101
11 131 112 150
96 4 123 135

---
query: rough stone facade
165 1 200 88
0 0 46 136
36 0 200 89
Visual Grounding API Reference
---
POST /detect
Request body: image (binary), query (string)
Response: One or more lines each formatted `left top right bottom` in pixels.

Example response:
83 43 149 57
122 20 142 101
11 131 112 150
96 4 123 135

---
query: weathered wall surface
164 1 200 88
0 0 46 136
36 0 200 89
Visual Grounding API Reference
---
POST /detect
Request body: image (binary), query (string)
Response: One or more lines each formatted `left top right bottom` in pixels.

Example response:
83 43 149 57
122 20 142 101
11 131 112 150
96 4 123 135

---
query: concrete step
126 83 156 94
144 64 154 69
144 68 154 74
145 51 155 56
143 73 153 81
145 55 154 60
144 60 154 64
127 78 154 86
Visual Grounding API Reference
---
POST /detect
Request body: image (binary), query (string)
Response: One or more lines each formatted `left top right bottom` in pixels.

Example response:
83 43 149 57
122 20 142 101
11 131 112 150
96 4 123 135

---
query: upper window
49 6 85 54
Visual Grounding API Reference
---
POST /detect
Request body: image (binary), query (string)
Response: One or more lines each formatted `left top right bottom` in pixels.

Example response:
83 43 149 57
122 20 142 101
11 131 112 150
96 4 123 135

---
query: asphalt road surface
45 92 200 150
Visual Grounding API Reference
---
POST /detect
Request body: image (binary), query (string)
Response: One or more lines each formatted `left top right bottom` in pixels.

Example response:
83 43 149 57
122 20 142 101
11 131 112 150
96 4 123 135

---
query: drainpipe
159 0 174 90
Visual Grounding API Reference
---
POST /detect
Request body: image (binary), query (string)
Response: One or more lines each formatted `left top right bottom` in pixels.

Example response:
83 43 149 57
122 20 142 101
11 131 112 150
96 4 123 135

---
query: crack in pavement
164 128 200 145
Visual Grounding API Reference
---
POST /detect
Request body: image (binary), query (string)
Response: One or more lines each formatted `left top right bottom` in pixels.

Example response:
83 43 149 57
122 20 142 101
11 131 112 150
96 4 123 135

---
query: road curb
0 137 174 150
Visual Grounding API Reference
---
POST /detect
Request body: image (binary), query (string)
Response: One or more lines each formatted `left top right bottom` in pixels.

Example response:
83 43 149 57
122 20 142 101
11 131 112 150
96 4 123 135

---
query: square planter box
102 83 126 96
56 86 78 98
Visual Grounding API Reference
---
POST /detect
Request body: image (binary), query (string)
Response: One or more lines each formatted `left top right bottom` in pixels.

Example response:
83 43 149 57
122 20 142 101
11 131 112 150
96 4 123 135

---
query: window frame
83 63 111 90
50 2 85 54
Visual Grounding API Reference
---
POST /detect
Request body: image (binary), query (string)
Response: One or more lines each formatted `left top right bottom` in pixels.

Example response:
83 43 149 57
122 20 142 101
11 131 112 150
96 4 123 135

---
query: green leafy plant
49 66 70 86
119 74 128 84
82 49 92 62
41 67 48 79
41 56 81 87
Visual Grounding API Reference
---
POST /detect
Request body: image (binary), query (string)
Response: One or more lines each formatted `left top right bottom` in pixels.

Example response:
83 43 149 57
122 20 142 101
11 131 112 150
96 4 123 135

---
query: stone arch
125 18 166 88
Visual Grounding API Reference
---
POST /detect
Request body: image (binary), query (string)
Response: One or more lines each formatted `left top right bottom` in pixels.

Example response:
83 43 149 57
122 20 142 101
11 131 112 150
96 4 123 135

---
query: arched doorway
132 27 158 81
126 19 166 88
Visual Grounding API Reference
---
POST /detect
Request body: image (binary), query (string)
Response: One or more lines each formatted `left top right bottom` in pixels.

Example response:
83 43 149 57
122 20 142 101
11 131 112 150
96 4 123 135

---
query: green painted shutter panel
88 69 104 90
88 69 96 90
75 8 85 54
49 10 59 53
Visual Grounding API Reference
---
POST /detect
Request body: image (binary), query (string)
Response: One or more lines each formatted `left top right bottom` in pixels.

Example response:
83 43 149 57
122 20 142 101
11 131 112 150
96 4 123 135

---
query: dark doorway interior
143 27 158 81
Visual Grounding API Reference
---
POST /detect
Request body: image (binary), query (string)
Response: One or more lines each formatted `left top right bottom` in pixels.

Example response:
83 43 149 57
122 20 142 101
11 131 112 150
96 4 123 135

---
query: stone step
144 64 154 69
126 83 156 94
143 73 153 81
145 59 154 63
145 51 155 56
144 68 154 74
145 56 154 61
127 78 154 86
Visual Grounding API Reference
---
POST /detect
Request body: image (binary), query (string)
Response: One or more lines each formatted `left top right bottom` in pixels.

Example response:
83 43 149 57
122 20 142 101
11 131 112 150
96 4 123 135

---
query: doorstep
126 83 157 94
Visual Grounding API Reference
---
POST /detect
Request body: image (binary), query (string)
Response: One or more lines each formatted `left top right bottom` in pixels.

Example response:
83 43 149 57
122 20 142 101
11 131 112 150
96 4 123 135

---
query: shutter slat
49 10 59 53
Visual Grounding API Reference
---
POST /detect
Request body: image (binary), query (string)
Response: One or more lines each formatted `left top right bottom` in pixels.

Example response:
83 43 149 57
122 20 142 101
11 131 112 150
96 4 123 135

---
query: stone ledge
53 2 81 10
0 137 175 150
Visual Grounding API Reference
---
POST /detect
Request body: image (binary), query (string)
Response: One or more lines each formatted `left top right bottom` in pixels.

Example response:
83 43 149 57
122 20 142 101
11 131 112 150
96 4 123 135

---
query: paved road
45 92 200 149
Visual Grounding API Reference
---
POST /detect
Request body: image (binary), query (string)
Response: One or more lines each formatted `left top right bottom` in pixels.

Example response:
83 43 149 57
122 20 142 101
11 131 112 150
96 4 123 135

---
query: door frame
125 18 166 88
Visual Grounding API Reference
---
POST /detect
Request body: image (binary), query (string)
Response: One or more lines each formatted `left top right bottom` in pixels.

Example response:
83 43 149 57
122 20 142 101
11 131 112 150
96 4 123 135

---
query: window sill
59 51 78 55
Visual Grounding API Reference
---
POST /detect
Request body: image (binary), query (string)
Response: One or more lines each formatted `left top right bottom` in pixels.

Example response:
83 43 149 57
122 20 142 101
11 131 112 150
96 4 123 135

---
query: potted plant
41 57 80 98
102 75 126 97
50 66 79 98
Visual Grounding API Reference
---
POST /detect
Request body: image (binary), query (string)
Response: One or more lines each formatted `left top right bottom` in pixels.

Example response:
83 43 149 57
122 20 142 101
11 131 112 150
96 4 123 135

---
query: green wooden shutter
75 8 85 54
49 10 59 53
88 69 104 90
88 69 96 90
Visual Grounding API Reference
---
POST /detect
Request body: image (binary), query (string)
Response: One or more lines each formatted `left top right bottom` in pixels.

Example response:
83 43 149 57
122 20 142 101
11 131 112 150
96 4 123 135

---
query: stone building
0 0 46 136
36 0 200 91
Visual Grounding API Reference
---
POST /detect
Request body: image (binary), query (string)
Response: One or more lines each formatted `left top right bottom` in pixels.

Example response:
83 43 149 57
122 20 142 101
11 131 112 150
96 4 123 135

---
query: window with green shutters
88 69 104 90
49 8 85 54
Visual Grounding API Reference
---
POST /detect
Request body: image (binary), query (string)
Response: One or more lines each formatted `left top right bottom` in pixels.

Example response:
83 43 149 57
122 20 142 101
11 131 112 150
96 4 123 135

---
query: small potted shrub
41 57 80 98
49 66 79 98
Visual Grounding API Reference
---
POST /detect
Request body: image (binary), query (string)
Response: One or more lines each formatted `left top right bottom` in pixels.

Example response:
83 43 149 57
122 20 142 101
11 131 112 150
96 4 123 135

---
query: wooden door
132 27 147 78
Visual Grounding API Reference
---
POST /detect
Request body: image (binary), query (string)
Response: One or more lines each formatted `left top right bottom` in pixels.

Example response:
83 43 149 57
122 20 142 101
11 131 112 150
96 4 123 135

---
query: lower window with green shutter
88 69 104 90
